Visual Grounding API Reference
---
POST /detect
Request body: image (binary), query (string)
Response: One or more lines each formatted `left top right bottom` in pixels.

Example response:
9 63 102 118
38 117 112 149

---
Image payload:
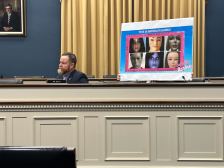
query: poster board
119 18 194 81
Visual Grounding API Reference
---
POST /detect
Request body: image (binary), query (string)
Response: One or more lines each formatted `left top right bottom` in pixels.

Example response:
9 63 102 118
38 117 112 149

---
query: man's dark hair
5 4 12 9
61 52 77 65
130 52 143 59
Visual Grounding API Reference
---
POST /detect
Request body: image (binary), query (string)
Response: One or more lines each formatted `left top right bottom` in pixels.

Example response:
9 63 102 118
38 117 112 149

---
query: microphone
182 75 186 81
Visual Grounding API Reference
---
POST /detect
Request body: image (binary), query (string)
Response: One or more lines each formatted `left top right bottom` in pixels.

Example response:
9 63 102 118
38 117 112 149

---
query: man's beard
58 67 74 75
57 69 63 75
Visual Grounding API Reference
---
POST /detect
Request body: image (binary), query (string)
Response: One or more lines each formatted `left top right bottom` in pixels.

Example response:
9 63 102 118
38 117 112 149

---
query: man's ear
70 63 75 69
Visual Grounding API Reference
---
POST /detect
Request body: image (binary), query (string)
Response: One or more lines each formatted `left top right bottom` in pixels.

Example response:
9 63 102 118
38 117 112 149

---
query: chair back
0 146 76 168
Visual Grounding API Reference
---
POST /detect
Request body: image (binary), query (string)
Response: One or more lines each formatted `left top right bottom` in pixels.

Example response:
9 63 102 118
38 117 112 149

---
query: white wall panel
105 116 150 160
156 116 172 161
84 116 100 161
0 117 6 146
178 116 223 160
34 116 78 149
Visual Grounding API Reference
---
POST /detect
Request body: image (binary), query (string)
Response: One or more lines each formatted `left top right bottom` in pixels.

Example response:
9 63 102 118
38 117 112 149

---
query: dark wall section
206 0 224 76
0 0 60 78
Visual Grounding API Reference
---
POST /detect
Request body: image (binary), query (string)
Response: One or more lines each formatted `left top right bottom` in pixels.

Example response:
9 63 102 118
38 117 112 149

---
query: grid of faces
126 32 184 72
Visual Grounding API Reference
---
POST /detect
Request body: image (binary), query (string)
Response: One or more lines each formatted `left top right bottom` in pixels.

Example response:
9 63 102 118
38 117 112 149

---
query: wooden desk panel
0 83 223 168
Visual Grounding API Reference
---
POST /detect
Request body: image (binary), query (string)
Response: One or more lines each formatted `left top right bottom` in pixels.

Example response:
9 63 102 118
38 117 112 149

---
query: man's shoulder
69 70 88 83
71 70 86 76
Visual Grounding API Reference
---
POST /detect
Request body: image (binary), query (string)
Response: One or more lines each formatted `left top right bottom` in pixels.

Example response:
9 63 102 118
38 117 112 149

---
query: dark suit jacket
1 11 20 31
57 70 89 83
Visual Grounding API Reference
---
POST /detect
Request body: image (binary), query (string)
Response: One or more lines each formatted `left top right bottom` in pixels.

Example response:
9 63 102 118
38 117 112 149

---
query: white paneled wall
0 85 223 168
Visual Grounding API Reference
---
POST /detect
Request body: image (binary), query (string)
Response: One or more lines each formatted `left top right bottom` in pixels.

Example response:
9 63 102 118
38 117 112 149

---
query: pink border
125 32 185 72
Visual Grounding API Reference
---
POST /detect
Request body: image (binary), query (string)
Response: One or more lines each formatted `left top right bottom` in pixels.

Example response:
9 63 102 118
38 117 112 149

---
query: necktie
8 15 10 25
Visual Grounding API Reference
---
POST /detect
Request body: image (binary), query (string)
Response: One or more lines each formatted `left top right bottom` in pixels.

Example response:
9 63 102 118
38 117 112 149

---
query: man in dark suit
57 52 88 83
0 4 20 32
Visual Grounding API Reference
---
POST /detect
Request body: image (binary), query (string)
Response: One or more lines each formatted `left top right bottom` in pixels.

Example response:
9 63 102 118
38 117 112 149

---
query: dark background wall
0 0 222 77
206 0 224 76
0 0 60 78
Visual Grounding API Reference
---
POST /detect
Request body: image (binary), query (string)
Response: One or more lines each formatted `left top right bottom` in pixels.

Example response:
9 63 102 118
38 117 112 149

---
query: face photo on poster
0 0 26 36
120 18 194 81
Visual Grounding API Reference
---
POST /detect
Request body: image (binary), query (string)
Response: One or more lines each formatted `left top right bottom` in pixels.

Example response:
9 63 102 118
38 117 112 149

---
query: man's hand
3 27 13 31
